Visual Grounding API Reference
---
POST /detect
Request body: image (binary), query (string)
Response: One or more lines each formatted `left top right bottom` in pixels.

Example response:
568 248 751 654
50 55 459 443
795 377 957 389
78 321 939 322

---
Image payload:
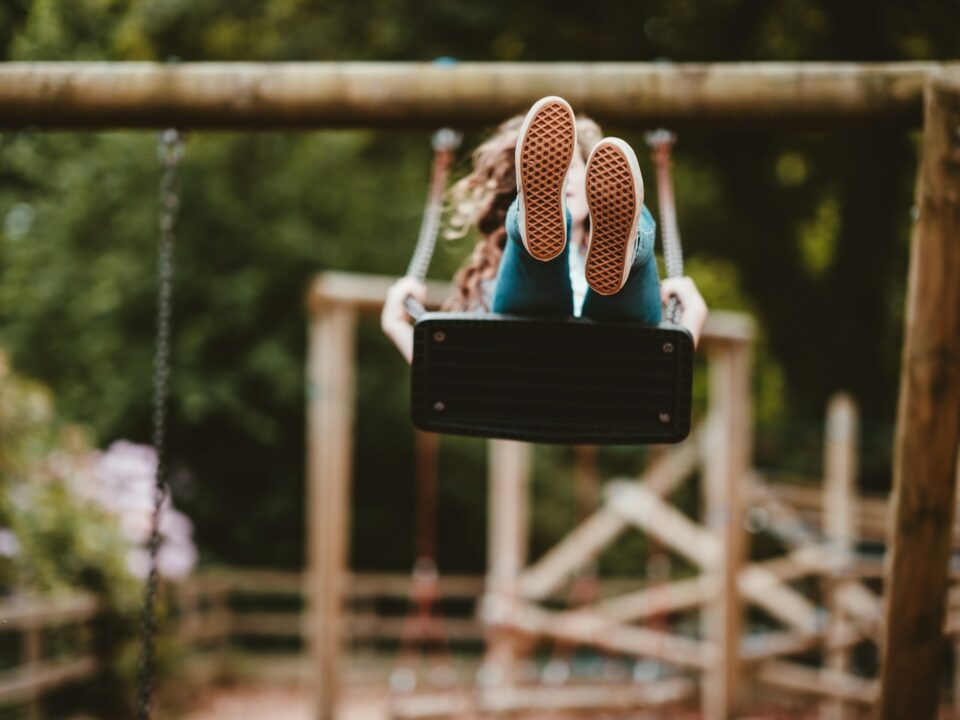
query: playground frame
1 61 958 720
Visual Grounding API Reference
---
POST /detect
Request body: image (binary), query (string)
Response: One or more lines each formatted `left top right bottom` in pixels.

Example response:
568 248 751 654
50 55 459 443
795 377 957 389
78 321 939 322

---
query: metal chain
645 129 684 325
402 128 462 320
136 128 183 720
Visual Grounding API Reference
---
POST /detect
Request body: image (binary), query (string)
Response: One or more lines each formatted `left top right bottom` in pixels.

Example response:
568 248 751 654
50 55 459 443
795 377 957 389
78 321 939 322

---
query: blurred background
1 1 958 718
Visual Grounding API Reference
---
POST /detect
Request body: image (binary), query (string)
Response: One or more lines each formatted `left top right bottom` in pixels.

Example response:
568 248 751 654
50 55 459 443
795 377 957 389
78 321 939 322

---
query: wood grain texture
0 62 947 129
878 69 960 720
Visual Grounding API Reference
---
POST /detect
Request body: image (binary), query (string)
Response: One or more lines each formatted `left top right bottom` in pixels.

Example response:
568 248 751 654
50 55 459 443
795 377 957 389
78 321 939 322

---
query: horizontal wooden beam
390 678 696 719
308 271 755 344
500 601 715 670
0 594 98 630
0 62 947 130
758 660 879 706
0 656 97 704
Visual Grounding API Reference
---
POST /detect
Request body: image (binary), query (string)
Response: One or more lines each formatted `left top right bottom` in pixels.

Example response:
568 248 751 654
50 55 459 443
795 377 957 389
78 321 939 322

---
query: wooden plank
501 601 714 670
750 480 883 631
519 508 628 601
0 62 945 130
822 394 858 720
482 440 531 686
878 70 960 720
306 303 357 720
348 573 486 600
0 594 99 629
594 575 714 623
702 339 750 720
607 481 824 635
593 545 836 626
606 481 720 570
390 677 695 719
349 615 482 644
520 430 702 601
0 657 97 704
759 661 878 706
308 272 755 346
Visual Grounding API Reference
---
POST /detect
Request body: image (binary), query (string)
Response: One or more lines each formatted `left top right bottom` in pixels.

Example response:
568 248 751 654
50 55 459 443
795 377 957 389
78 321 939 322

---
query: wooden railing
0 570 492 714
208 569 488 646
0 593 99 718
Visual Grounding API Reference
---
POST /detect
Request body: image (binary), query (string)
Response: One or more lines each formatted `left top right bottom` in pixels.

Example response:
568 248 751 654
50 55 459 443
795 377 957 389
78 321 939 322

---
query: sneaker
514 96 577 261
584 138 644 295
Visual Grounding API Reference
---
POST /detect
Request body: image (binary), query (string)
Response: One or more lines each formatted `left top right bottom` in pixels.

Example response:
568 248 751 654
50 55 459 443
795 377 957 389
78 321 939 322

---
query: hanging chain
402 128 462 320
136 128 183 720
645 130 684 325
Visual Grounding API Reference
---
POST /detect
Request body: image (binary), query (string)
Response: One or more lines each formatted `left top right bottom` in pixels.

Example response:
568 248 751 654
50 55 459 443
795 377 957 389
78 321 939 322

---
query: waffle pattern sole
517 100 576 261
412 313 694 446
585 143 640 295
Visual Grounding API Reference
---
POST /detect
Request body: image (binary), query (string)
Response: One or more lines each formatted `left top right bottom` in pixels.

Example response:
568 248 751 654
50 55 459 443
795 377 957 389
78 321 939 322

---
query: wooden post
23 618 41 720
702 338 751 719
878 70 960 720
414 430 440 561
821 394 858 720
307 302 357 720
483 440 531 687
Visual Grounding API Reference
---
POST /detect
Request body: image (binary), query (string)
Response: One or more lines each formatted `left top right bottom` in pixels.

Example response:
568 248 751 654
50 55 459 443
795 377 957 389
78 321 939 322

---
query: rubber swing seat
411 313 693 445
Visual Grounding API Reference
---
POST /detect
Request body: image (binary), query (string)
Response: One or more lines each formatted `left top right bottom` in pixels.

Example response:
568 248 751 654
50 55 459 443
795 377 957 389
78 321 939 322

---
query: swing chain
645 129 684 326
136 128 183 720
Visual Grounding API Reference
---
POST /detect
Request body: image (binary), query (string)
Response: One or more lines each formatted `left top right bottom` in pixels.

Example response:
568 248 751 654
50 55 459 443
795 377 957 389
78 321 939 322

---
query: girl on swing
382 96 708 361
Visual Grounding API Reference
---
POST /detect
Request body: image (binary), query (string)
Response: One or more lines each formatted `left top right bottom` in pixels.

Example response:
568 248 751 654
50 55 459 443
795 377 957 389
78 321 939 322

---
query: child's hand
661 276 708 349
381 277 427 363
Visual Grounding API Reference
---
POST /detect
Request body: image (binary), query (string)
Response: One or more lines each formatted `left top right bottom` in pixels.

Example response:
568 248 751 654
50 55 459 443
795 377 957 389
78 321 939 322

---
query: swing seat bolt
433 331 446 343
659 412 671 424
433 401 446 412
662 342 674 354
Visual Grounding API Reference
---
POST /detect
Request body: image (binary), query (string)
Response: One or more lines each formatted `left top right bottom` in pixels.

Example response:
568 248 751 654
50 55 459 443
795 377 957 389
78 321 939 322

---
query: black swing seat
411 313 693 445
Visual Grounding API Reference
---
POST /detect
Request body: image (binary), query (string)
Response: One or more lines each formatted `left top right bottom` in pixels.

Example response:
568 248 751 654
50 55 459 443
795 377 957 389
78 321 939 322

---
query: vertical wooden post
821 394 858 720
483 439 531 687
307 301 357 720
23 618 41 720
702 338 751 719
414 430 440 562
878 70 960 720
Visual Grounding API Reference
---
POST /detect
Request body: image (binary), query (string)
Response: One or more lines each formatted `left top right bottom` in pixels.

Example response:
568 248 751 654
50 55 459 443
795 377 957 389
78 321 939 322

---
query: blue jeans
491 196 663 323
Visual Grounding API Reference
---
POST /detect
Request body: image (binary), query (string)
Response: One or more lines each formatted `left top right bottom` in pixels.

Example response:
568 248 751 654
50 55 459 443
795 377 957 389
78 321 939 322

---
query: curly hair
442 113 603 311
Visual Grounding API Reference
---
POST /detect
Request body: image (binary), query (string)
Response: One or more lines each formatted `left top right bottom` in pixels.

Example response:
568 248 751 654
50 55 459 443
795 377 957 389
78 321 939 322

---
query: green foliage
2 0 958 576
0 353 139 603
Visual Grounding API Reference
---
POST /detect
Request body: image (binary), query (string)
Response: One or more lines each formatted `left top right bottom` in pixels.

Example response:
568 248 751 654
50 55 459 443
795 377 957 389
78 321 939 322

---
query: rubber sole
515 97 576 261
584 138 644 296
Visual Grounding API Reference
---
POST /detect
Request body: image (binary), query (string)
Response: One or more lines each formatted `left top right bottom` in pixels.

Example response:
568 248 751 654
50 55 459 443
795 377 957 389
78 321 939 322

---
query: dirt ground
179 684 389 720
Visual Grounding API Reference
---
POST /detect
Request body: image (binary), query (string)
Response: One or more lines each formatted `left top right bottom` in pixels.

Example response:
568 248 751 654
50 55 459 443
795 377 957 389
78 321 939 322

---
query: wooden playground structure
2 61 960 719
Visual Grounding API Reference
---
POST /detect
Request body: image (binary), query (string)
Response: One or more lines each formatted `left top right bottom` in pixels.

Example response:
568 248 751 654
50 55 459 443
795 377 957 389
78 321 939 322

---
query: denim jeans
491 196 663 323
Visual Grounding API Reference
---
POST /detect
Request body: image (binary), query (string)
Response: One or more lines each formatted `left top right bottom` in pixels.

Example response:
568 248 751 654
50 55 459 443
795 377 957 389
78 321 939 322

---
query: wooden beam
822 394 859 720
389 677 696 719
306 303 357 720
702 339 751 719
309 271 755 346
482 440 531 687
519 508 627 601
878 69 960 720
758 661 878 706
607 481 825 635
0 62 946 130
749 479 883 632
519 429 701 601
593 545 837 626
594 575 714 623
501 601 714 670
606 481 719 570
